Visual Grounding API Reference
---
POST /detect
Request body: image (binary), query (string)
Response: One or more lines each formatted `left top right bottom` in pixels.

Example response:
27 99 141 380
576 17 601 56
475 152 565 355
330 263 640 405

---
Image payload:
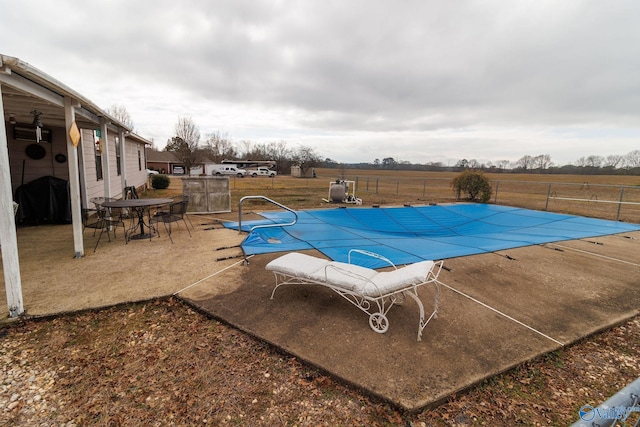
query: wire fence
229 174 640 224
352 176 640 223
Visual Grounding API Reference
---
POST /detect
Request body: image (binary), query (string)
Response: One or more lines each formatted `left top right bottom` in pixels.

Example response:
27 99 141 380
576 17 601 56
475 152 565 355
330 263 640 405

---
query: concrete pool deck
182 232 640 410
2 217 639 411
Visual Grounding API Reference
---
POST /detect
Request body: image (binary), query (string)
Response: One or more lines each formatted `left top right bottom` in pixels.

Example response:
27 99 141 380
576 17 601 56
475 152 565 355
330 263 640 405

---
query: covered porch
1 54 153 317
0 215 244 319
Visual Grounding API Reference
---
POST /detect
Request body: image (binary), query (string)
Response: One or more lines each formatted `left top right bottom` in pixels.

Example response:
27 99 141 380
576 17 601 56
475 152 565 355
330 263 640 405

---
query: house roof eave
1 54 151 144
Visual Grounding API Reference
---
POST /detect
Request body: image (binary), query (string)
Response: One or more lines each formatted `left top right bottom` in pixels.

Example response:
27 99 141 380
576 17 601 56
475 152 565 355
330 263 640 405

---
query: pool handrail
237 195 298 234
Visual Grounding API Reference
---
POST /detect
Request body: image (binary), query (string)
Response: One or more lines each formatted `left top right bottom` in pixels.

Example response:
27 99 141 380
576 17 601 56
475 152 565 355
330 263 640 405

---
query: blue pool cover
224 204 640 268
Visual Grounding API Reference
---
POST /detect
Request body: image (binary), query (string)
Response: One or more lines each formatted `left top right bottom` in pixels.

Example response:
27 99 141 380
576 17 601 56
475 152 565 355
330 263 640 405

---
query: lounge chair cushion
266 253 436 297
265 252 330 278
313 262 379 292
371 260 435 294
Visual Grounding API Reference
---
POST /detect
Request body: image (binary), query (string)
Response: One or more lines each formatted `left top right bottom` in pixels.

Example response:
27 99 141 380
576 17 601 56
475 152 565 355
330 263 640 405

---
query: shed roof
147 150 180 162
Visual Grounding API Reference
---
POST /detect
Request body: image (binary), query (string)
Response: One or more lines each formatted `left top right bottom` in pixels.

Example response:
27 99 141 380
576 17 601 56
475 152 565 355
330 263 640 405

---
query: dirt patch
1 298 639 426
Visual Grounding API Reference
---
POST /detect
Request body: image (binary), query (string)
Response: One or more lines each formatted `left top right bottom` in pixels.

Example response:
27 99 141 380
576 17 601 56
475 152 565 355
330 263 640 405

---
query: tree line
329 151 640 175
142 114 639 177
111 106 639 177
154 117 323 176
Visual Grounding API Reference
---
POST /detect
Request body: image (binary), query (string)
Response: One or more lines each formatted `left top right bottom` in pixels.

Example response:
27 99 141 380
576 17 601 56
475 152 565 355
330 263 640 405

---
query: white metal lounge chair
266 249 443 341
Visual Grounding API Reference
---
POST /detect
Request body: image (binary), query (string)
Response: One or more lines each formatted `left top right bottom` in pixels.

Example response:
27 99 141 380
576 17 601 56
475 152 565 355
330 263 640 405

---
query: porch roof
0 54 151 144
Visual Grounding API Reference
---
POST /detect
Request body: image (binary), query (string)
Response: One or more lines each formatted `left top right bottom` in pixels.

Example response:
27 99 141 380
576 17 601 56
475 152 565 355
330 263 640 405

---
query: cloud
2 0 640 165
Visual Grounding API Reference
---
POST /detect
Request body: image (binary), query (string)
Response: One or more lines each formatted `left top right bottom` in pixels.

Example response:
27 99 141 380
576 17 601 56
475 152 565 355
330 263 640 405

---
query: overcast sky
2 1 639 166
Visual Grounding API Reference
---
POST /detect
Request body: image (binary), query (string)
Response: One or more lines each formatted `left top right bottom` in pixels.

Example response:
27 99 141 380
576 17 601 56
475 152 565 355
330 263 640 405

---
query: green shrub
151 174 170 190
452 170 492 203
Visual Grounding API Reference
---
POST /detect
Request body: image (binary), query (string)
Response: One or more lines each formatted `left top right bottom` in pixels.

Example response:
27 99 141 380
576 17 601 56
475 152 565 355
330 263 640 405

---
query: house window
115 137 122 176
138 147 142 171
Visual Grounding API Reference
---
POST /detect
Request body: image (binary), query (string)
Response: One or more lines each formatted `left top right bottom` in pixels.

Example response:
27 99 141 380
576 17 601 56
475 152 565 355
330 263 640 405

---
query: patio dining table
102 198 173 241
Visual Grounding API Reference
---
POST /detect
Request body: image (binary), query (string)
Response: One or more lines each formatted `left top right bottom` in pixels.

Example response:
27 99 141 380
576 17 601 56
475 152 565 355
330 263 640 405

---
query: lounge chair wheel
369 313 389 334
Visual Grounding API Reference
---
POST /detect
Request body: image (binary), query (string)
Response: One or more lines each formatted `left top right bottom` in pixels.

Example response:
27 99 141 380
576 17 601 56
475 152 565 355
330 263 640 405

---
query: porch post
65 97 84 258
100 118 111 197
0 83 24 317
119 129 127 191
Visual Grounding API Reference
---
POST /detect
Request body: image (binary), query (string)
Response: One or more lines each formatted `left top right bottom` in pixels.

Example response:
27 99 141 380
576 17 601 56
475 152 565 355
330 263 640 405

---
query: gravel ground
1 297 639 426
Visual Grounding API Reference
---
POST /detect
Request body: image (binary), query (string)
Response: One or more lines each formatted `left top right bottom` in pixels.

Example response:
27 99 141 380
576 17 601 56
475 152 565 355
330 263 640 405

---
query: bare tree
467 159 482 169
204 132 237 163
574 156 587 167
534 154 552 169
245 142 270 160
603 155 623 168
165 117 201 176
265 141 291 172
292 145 321 177
455 159 469 168
238 140 253 159
108 104 134 130
585 155 604 167
623 150 640 168
495 160 511 170
515 155 535 170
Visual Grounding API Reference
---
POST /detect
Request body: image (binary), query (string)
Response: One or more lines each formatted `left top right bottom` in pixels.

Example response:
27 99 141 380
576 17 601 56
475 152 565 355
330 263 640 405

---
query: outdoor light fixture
31 110 42 127
9 113 16 125
31 110 43 143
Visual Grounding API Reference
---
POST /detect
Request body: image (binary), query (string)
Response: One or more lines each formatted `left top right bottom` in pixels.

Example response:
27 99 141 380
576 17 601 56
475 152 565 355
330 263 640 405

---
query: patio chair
154 195 194 229
82 203 126 252
91 196 131 220
89 196 110 209
123 186 138 200
176 195 194 229
266 250 443 341
150 198 192 243
82 208 103 235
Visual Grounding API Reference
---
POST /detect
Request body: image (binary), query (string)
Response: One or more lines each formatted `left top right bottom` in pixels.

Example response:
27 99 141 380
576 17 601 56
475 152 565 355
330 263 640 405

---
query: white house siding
80 128 102 206
7 124 69 193
80 128 148 207
106 133 123 199
125 137 147 189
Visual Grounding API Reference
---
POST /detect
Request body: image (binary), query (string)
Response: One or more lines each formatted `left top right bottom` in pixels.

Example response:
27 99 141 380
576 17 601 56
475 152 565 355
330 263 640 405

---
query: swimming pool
225 204 640 268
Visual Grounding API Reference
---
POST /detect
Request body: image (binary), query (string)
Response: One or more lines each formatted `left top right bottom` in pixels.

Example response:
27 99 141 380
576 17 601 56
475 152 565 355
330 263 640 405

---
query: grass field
146 169 640 223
